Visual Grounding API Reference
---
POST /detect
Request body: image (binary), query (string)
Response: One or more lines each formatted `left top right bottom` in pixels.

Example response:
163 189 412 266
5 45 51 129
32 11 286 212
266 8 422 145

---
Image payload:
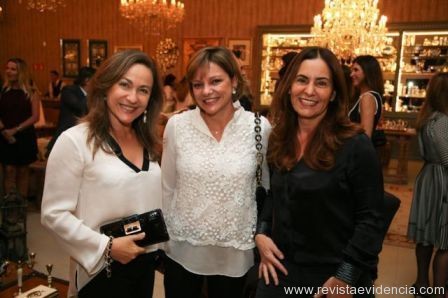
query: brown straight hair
83 50 163 160
416 72 448 130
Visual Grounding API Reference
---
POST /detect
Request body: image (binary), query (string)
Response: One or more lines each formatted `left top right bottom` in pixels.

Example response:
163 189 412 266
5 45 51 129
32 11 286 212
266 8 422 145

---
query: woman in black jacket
255 47 385 298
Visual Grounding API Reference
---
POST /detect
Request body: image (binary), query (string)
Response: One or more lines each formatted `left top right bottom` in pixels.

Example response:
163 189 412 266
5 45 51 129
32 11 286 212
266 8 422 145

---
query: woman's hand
2 128 17 139
110 232 146 264
313 276 353 298
255 234 288 286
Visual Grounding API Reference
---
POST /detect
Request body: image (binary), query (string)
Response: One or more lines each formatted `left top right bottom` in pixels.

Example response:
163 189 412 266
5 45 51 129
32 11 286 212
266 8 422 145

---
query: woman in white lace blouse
161 46 271 298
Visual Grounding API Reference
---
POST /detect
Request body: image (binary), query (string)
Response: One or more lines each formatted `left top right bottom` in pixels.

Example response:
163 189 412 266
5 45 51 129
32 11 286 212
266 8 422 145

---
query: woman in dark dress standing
0 58 40 198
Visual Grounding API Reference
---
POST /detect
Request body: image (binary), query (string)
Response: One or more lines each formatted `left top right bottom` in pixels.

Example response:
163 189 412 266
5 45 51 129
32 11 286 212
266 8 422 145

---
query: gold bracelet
105 236 114 278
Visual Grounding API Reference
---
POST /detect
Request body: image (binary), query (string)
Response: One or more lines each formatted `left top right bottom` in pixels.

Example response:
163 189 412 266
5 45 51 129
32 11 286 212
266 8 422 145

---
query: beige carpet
382 160 423 248
383 184 415 248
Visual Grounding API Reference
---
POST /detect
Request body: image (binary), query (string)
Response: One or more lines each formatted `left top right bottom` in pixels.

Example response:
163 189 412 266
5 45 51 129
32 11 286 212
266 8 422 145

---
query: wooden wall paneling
1 0 447 94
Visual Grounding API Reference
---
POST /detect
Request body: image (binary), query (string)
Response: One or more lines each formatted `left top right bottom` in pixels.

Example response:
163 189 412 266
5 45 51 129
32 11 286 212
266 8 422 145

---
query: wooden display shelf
400 72 435 78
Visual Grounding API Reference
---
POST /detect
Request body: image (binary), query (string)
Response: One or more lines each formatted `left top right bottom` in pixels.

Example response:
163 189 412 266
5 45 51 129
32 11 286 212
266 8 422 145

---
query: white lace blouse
161 104 271 276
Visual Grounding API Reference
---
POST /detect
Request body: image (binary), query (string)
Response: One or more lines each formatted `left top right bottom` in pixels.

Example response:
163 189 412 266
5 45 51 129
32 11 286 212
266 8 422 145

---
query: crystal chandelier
310 0 388 62
119 0 185 34
20 0 66 12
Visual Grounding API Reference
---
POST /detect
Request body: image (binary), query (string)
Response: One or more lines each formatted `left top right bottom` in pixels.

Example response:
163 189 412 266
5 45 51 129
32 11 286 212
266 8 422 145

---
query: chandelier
119 0 185 34
20 0 66 12
310 0 388 62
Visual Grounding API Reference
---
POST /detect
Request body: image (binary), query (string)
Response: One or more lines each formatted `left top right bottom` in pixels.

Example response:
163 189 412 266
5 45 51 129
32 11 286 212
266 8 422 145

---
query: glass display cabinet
259 32 314 106
254 23 448 115
394 30 448 113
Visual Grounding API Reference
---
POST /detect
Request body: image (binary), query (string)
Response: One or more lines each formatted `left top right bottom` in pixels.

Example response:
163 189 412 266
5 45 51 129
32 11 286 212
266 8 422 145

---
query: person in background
407 72 448 298
174 76 195 112
41 50 164 297
162 73 178 113
46 66 95 156
348 55 384 139
162 46 271 298
255 47 385 298
275 51 298 91
0 58 40 198
232 50 253 111
48 70 65 100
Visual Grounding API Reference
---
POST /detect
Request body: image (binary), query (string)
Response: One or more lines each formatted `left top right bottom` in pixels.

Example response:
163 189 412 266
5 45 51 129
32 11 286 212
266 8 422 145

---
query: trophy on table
46 264 53 288
26 252 36 271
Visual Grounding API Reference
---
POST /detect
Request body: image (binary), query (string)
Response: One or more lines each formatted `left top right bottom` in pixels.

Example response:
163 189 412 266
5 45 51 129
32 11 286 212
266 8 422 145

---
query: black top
348 91 383 135
0 88 38 165
46 84 88 155
258 134 385 283
52 80 63 98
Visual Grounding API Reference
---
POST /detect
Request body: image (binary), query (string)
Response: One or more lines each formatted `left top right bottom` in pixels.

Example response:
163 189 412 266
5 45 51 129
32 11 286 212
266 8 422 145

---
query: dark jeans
78 251 160 298
164 256 247 298
255 260 374 298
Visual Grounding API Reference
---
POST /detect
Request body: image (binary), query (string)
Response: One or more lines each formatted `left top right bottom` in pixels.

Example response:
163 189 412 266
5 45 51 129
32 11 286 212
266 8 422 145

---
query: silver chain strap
254 113 263 186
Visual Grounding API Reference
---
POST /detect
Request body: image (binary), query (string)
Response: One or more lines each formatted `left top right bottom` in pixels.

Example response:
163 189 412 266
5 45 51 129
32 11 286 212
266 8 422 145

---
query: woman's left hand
313 276 353 298
110 233 146 265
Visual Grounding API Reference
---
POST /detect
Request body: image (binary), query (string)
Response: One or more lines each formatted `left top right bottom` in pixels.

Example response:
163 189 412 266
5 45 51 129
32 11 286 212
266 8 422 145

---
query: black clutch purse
100 209 169 247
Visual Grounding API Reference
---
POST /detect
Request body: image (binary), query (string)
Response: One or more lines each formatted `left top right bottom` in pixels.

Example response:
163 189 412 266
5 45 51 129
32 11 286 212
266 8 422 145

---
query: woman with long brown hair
41 50 164 297
255 47 385 298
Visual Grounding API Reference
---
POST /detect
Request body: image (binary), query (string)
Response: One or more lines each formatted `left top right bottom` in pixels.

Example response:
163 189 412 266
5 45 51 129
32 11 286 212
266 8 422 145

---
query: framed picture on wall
88 40 108 69
183 37 222 71
61 39 81 78
114 44 143 53
227 39 252 66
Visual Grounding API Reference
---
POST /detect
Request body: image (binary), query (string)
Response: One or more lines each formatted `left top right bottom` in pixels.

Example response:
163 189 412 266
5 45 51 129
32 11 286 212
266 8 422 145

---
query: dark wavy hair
416 72 448 130
268 47 362 171
83 50 163 160
352 55 385 99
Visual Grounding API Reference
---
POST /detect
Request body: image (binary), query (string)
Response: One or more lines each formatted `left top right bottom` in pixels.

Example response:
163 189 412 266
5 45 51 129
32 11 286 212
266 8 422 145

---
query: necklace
212 129 222 135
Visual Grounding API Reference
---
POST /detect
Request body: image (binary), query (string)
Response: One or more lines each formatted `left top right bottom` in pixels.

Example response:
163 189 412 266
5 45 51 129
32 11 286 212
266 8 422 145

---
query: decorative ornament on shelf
310 0 389 63
19 0 66 12
156 38 180 73
119 0 185 35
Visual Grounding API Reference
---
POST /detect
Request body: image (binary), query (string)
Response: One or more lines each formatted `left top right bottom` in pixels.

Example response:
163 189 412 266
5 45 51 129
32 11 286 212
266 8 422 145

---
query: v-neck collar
190 102 243 140
106 134 150 173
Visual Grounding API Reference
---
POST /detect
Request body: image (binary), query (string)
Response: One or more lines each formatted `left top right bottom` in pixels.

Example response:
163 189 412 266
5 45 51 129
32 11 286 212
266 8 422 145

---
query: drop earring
330 92 336 102
143 110 147 123
232 88 236 95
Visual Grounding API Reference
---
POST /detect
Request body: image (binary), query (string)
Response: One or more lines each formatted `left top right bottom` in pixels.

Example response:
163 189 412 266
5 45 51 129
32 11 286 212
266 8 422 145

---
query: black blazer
47 84 87 155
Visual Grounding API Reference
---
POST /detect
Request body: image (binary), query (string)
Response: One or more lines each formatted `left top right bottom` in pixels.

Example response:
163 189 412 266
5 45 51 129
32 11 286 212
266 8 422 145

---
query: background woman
255 47 385 298
0 57 40 198
161 46 271 298
162 73 178 113
407 72 448 298
41 50 164 297
349 55 384 140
